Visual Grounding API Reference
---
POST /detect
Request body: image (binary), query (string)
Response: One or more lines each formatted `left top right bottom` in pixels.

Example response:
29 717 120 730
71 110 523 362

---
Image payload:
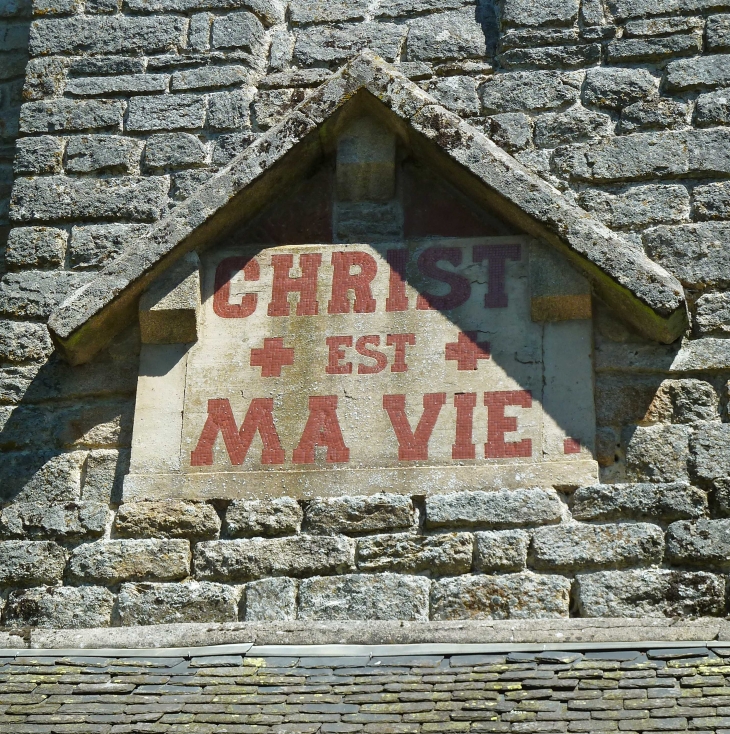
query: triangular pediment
48 51 687 365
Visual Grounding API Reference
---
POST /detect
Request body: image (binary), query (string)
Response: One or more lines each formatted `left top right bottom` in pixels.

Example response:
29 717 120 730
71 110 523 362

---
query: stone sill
2 618 730 655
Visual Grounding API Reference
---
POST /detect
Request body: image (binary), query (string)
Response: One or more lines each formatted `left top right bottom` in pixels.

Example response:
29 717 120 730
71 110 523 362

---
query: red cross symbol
445 331 491 370
250 337 295 377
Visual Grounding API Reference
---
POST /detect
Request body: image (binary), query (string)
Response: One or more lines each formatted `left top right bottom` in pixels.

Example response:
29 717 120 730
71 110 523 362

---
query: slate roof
47 51 688 365
1 644 729 731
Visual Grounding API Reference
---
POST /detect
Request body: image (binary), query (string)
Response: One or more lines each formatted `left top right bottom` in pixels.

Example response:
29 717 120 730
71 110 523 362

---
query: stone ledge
9 618 730 652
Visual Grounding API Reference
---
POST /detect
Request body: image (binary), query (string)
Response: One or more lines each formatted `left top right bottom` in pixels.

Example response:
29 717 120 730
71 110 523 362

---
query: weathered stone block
19 99 123 134
583 67 658 109
115 501 220 540
619 98 689 133
652 378 720 424
294 21 405 65
0 501 107 540
644 222 730 288
501 0 578 26
211 10 264 51
500 43 601 69
194 536 354 581
0 320 52 363
290 0 369 24
4 586 114 628
253 88 306 130
305 494 413 535
14 136 63 174
69 224 148 270
65 74 169 96
695 88 730 126
0 451 85 504
572 483 707 522
534 107 610 147
0 271 92 319
555 129 730 182
530 522 664 571
607 33 702 62
68 539 190 584
83 449 127 504
208 87 255 130
576 569 726 617
127 94 207 132
625 424 690 482
5 227 66 268
479 71 582 113
298 573 430 621
694 181 730 221
707 13 730 49
0 540 66 586
244 576 297 620
187 12 212 52
171 65 249 91
579 185 689 228
22 57 69 101
666 519 730 568
10 176 169 223
431 572 570 620
144 133 207 170
356 532 473 574
474 529 529 572
665 54 730 90
690 423 730 483
225 497 302 537
29 15 187 55
426 489 563 530
65 135 142 174
124 0 284 25
425 76 480 117
407 9 487 61
695 292 730 335
117 581 238 625
488 112 532 152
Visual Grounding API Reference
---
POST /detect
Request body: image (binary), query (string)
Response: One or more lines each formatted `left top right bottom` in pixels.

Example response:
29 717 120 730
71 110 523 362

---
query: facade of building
1 0 730 728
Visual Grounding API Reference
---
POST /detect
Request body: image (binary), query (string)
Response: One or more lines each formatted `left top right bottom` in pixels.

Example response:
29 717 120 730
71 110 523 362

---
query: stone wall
1 0 730 627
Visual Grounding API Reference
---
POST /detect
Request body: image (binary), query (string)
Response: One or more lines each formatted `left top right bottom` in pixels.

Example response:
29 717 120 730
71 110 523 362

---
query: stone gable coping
47 50 688 365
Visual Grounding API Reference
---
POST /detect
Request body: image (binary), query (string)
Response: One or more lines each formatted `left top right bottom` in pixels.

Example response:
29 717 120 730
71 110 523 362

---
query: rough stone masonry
2 0 730 714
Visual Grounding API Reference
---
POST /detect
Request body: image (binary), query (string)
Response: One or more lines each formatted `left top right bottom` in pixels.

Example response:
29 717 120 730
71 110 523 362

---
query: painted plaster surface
126 238 596 499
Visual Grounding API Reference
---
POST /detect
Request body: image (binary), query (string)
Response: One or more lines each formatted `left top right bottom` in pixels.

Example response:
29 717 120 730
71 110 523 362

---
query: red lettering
190 398 284 466
293 396 350 463
326 335 353 374
445 331 491 371
416 247 471 311
453 392 477 460
213 256 259 318
484 390 532 459
328 251 377 314
267 253 322 316
473 244 521 309
356 335 387 374
385 249 409 312
386 333 415 373
250 337 295 377
383 393 446 461
564 437 581 454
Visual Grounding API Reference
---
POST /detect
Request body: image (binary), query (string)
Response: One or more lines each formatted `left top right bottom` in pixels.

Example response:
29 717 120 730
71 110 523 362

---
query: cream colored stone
126 237 598 500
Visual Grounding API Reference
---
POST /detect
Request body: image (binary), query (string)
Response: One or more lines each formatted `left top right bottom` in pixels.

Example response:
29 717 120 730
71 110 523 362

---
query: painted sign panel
125 237 598 500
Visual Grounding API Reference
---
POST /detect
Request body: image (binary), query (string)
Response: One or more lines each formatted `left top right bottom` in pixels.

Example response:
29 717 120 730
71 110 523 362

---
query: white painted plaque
125 237 598 500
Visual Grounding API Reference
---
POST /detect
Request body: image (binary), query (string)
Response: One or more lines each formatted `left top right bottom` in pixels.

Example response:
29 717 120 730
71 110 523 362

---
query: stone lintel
139 252 201 344
23 618 730 651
